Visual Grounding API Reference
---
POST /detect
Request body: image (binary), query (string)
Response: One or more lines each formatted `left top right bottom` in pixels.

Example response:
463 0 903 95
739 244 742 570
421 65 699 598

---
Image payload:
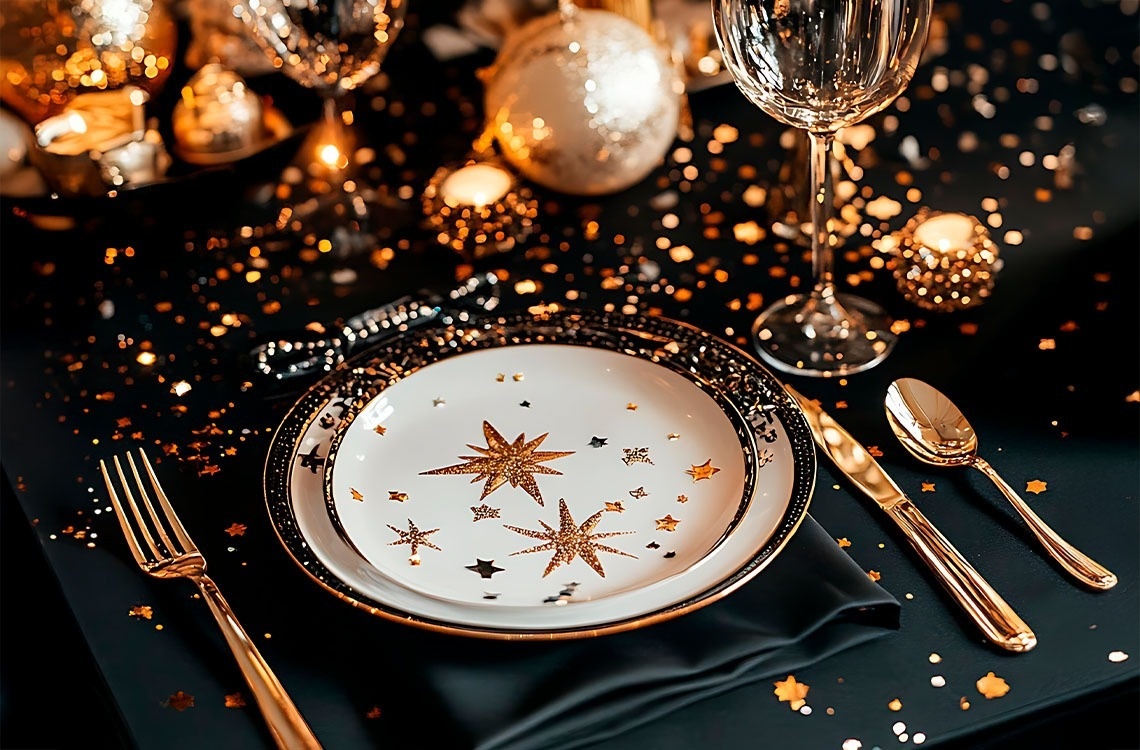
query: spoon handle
971 457 1117 590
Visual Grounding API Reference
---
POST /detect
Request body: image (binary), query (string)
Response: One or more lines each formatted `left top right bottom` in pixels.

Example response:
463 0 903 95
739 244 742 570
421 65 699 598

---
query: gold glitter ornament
481 2 683 196
0 0 177 124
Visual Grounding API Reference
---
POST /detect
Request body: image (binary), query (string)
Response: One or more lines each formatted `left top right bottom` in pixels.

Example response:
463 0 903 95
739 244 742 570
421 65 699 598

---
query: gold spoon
884 377 1117 590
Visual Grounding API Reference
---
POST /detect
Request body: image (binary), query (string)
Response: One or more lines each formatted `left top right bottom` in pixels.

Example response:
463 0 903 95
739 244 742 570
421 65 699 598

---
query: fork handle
195 575 323 749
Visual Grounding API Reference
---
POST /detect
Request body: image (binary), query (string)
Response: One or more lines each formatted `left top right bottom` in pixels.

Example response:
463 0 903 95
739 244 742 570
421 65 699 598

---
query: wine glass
713 0 932 376
235 0 407 250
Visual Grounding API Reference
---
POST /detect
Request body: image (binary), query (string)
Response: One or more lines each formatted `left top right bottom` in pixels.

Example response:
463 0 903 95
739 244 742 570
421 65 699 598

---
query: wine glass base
751 292 897 378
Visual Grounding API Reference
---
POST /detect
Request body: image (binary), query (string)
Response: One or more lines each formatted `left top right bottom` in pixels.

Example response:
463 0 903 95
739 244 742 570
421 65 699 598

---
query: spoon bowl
884 377 1117 590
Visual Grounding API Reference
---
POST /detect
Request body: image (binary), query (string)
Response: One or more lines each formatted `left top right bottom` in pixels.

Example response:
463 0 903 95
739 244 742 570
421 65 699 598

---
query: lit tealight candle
886 208 1003 312
439 163 513 208
912 212 977 256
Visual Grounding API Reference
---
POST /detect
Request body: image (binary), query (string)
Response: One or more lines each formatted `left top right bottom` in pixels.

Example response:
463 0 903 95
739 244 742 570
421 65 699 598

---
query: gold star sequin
350 487 364 501
224 693 246 708
421 421 574 506
921 482 936 492
504 498 636 578
655 514 681 532
837 537 851 548
387 519 441 561
773 675 809 711
629 486 649 499
166 691 195 711
471 504 501 522
128 605 153 620
677 494 688 503
976 672 1010 699
686 459 721 482
605 501 625 513
868 570 882 582
388 491 408 502
1026 479 1047 494
373 425 387 436
224 523 246 537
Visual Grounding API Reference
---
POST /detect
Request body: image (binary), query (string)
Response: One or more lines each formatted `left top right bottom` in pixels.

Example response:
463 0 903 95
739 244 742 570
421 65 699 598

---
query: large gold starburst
505 499 636 578
420 420 574 506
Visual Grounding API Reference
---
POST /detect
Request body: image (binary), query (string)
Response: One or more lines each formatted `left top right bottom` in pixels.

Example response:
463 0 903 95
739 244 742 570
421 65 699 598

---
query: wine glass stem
808 131 837 299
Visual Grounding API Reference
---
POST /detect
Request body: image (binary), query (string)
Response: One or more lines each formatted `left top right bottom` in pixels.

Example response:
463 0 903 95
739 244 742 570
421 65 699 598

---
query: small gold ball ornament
482 3 682 197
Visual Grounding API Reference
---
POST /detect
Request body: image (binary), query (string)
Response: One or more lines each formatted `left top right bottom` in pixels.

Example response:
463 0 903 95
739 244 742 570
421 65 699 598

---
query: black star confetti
519 400 531 408
465 559 505 579
297 445 325 474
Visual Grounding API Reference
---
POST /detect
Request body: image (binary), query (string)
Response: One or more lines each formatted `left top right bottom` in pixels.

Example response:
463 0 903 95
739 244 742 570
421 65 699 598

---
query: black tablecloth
2 1 1138 749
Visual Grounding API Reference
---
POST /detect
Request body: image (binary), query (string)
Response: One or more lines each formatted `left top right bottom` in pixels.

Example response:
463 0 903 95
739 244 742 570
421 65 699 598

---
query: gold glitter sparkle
421 421 574 506
128 605 153 620
504 499 636 578
655 514 681 532
686 459 721 482
773 675 809 711
387 519 441 560
976 672 1010 699
1025 479 1047 494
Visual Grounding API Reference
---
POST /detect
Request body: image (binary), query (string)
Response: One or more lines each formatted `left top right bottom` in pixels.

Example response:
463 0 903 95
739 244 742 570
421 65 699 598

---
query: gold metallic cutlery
100 449 322 750
785 384 1037 652
884 377 1117 591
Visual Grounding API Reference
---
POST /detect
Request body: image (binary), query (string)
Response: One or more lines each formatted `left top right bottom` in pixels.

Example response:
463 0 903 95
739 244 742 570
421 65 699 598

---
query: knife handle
887 497 1037 652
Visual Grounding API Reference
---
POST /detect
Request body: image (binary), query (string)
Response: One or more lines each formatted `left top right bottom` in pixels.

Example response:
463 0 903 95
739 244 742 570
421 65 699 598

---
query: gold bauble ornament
0 0 177 124
481 3 682 197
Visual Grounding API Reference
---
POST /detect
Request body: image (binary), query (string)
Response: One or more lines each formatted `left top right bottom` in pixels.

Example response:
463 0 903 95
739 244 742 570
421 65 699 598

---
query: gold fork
100 448 322 750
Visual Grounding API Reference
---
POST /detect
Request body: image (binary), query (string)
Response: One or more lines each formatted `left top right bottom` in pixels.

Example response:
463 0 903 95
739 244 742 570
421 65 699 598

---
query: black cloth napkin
392 514 899 750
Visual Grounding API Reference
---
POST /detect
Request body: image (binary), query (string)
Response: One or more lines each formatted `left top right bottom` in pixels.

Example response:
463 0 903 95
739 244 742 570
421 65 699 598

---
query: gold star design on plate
655 514 680 532
350 488 364 501
676 494 688 503
626 402 638 411
513 372 525 382
420 421 575 506
504 499 636 578
921 482 936 492
622 447 654 465
629 486 649 499
773 675 809 711
686 459 721 482
495 373 506 382
605 501 625 513
667 433 680 441
470 504 501 522
373 425 387 436
387 519 441 562
388 491 408 502
1026 479 1047 494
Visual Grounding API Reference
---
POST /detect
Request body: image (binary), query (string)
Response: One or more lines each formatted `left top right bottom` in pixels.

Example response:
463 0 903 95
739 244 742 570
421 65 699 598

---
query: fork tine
135 448 198 554
100 458 151 568
122 450 182 557
114 453 169 561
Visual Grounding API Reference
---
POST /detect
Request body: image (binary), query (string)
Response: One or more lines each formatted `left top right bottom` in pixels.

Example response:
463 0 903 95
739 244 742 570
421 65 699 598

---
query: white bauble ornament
482 4 682 197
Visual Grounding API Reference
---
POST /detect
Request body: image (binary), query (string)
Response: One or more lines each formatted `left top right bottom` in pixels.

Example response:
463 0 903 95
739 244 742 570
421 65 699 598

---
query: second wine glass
714 0 932 376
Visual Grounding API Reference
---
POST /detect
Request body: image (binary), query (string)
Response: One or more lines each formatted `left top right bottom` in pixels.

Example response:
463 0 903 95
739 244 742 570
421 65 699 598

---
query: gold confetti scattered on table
773 675 809 711
1108 651 1130 663
959 323 979 336
505 499 636 578
686 459 721 482
1038 338 1056 350
655 514 681 532
959 697 970 710
837 537 851 548
166 691 195 711
888 698 902 711
471 504 501 521
373 425 387 436
386 519 441 561
224 523 246 537
366 706 383 719
868 570 882 582
835 401 848 409
604 501 625 513
224 693 246 708
921 482 936 492
976 672 1010 699
626 402 639 411
388 491 408 502
128 605 153 620
350 488 364 502
421 421 575 506
1025 479 1047 494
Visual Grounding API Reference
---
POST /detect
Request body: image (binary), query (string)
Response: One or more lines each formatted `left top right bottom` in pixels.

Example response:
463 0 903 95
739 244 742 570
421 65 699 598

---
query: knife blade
785 384 1037 653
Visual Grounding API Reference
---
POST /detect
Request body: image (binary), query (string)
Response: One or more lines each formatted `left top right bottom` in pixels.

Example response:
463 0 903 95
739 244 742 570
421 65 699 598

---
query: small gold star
1026 479 1047 494
837 537 851 548
868 570 882 582
166 691 195 711
676 494 688 503
605 501 625 513
224 523 246 537
686 459 721 482
976 672 1010 699
629 486 649 499
495 373 506 382
921 482 936 492
655 514 681 532
387 519 441 560
773 675 809 711
350 487 364 501
513 372 525 382
388 491 408 502
667 433 680 441
626 402 638 411
505 499 636 578
867 445 884 457
373 425 387 436
128 605 153 620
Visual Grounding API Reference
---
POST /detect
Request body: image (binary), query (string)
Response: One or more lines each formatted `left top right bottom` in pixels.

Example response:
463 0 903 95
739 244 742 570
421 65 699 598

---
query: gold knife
785 384 1037 653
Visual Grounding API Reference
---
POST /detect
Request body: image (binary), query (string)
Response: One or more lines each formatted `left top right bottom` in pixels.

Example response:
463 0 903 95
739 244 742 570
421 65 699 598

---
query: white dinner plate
264 308 815 639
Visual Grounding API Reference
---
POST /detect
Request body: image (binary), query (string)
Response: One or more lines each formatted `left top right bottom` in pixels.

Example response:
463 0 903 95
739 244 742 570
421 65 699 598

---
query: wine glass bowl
714 0 932 377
